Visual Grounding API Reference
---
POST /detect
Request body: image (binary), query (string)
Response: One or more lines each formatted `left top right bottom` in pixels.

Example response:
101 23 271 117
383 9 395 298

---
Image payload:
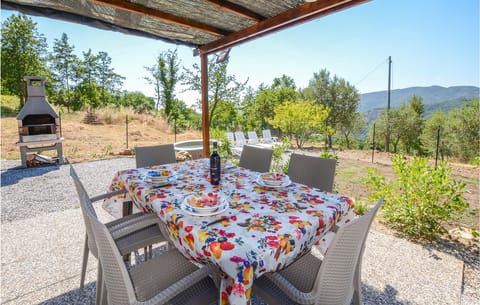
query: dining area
70 143 382 305
0 151 469 305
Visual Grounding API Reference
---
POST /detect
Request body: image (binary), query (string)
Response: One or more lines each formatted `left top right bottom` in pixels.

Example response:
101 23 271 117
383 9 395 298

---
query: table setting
103 158 355 305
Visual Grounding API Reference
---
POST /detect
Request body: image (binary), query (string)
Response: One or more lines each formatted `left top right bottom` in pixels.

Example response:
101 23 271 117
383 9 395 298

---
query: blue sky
2 0 479 104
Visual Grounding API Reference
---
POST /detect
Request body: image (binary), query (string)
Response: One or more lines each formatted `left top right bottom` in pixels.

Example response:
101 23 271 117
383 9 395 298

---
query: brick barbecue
16 76 64 167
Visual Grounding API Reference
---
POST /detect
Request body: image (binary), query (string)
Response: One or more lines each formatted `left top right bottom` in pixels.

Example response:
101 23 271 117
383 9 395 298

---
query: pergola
2 0 370 156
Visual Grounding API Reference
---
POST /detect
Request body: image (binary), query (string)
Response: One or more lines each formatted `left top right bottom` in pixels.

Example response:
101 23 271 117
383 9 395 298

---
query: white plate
144 175 176 186
256 177 291 188
180 201 228 217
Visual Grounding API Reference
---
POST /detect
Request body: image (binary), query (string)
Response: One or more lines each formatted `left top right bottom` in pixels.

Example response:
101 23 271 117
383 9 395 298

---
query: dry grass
1 111 202 163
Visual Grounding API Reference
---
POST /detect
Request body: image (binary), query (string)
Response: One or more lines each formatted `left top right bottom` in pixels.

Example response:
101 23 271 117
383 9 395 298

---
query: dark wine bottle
210 141 221 185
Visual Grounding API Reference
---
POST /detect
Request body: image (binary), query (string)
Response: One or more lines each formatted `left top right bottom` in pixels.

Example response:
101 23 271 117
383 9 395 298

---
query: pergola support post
201 53 210 157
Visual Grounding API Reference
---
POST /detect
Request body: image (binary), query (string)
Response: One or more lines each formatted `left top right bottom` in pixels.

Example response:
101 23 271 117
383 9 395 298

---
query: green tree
76 49 101 108
118 91 155 113
421 111 452 159
245 75 297 131
184 56 246 128
268 100 329 148
397 101 424 154
304 69 360 148
50 33 79 110
144 49 184 119
371 98 424 154
447 99 480 162
409 95 425 117
337 112 366 149
1 13 48 105
97 51 125 106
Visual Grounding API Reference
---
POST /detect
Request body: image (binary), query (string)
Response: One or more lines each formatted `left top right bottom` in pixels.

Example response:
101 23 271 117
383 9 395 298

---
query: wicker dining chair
252 197 384 305
287 153 337 192
135 144 176 168
82 190 218 305
238 144 273 173
70 166 168 292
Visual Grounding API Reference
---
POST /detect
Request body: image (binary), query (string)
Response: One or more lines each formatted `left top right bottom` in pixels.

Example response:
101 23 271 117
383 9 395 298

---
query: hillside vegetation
359 85 479 112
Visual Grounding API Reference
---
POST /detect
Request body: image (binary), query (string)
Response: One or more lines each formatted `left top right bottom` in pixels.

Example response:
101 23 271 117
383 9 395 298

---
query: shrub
319 149 338 161
271 138 291 173
353 199 370 216
363 155 467 240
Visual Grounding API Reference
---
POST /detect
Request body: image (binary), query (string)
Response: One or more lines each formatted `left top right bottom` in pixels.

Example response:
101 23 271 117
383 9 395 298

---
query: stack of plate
257 172 291 188
182 192 228 216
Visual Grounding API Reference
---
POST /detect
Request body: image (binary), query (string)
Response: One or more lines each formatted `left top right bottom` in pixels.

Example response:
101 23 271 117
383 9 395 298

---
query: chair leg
353 259 363 305
144 247 148 261
100 279 108 305
96 262 103 305
80 234 89 289
149 245 153 259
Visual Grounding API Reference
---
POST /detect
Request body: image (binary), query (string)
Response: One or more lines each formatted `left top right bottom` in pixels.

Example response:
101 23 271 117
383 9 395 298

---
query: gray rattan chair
82 190 218 305
70 166 168 292
287 153 337 192
238 144 273 173
253 197 384 305
135 144 176 168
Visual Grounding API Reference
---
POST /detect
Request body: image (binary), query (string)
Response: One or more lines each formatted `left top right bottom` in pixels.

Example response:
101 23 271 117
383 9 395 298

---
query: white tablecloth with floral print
103 159 355 305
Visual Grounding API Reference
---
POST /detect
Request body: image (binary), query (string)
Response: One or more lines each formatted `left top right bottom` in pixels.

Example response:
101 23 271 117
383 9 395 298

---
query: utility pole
385 56 392 153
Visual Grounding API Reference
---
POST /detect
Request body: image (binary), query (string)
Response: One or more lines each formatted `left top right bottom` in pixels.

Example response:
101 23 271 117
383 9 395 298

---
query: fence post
126 115 128 149
435 126 440 168
174 115 177 143
371 123 376 163
59 112 62 137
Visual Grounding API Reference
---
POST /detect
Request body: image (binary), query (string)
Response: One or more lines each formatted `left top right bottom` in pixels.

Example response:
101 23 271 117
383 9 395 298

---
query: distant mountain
359 85 479 113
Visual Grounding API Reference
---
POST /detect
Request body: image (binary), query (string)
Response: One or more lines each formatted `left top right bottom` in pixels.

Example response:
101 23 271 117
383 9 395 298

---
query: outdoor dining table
103 158 355 305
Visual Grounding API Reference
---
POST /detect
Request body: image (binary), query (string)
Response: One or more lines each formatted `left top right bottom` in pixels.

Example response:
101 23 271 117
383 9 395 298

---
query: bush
353 199 370 216
271 138 291 172
363 155 467 240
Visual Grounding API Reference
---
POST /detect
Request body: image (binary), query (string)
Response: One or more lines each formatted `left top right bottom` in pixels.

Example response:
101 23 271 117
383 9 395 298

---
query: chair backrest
225 132 236 147
287 153 336 192
312 197 384 305
247 131 259 145
70 166 100 258
238 145 273 173
262 129 273 144
135 144 176 168
234 131 247 147
85 186 138 304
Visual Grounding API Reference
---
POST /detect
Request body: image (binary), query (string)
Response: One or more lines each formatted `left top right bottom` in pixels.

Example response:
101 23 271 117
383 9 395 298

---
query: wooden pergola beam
89 0 231 37
198 0 370 55
202 0 265 22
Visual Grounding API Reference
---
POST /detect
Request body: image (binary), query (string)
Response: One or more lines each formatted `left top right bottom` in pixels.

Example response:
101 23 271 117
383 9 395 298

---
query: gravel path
1 158 478 305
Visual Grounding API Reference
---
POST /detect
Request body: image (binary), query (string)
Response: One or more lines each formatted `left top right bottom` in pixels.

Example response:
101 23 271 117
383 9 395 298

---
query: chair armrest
266 272 316 305
90 189 127 202
149 264 216 304
109 213 161 239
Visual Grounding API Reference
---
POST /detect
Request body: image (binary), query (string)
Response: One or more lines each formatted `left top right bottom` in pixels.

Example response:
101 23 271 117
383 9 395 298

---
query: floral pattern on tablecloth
103 159 355 305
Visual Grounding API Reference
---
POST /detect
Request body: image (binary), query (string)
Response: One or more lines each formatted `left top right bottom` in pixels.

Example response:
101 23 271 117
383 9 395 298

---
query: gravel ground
1 158 478 305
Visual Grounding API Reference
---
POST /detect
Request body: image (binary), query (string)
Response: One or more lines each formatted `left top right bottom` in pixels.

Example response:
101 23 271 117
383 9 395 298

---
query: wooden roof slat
89 0 231 37
198 0 370 55
202 0 265 22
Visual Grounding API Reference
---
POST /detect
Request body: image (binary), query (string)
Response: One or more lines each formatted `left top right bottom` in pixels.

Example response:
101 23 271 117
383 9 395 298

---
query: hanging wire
354 58 388 88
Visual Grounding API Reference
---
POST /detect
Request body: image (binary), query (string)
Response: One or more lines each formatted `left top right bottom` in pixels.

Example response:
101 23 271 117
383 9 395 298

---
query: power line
354 58 389 88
